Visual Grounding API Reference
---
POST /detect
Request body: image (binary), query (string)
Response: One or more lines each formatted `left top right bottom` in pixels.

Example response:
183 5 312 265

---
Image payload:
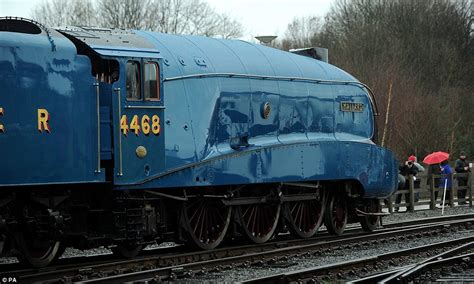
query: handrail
94 82 101 174
114 87 123 177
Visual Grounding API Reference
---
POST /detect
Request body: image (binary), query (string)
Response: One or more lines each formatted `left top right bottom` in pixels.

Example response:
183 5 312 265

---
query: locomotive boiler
0 17 397 267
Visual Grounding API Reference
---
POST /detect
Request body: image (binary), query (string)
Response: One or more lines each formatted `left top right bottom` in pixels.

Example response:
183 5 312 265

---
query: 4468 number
120 114 160 136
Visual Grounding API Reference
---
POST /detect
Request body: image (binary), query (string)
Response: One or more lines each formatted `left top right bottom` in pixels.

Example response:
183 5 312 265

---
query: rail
386 169 473 213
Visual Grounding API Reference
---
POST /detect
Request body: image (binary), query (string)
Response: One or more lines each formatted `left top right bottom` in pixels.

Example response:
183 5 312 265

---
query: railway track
2 214 472 283
348 242 474 283
1 212 471 272
244 239 474 283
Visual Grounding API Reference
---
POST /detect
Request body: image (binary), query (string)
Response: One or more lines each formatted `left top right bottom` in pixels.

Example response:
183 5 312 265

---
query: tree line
278 0 473 161
31 0 243 39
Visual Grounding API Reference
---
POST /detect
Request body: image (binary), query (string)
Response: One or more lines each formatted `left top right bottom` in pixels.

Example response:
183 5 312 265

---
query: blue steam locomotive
0 17 397 267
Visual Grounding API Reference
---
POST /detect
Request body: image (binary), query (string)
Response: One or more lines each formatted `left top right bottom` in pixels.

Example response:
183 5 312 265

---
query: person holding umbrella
423 151 452 213
439 160 453 207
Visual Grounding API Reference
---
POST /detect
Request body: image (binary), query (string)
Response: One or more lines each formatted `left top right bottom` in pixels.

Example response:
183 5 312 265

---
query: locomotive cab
110 57 165 184
57 27 167 184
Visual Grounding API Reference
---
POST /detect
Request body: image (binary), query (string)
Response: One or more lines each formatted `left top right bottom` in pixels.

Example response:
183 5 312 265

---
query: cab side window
144 62 160 101
126 61 141 100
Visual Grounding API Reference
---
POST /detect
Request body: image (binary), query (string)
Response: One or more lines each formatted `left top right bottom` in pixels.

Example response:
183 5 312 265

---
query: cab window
144 62 160 101
126 61 141 100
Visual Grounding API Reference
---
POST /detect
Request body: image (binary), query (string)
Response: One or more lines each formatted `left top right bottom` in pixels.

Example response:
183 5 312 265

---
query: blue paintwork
0 29 105 185
0 19 397 198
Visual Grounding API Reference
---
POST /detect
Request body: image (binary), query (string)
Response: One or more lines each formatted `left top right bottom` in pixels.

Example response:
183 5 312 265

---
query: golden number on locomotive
121 114 160 136
141 115 151 135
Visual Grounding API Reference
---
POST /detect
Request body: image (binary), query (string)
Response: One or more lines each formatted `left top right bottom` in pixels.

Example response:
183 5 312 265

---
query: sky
0 0 335 41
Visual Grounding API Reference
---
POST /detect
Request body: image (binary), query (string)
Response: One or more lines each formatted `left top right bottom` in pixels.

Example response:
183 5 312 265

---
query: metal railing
386 170 473 213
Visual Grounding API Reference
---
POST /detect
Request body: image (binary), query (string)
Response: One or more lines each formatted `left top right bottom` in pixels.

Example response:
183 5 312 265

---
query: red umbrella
423 151 449 165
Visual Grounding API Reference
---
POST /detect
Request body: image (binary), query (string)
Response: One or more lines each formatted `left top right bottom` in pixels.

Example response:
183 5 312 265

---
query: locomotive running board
355 208 391 216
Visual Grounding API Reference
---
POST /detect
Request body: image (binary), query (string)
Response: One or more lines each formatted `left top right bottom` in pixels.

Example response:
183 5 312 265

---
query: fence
386 170 473 213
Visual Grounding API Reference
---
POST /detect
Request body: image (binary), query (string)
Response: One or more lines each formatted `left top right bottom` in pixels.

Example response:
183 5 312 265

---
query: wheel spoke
294 202 303 229
189 200 203 224
286 188 325 238
252 206 259 236
192 202 205 234
198 205 206 242
325 193 347 235
237 188 280 243
182 196 231 250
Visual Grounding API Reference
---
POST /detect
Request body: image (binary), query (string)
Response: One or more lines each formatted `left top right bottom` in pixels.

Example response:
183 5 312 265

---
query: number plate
340 102 364 112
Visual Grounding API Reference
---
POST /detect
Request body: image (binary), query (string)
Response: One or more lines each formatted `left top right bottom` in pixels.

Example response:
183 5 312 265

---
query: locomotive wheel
112 243 143 259
285 188 326 239
359 199 381 232
15 233 62 268
181 197 232 250
14 201 64 268
237 187 281 243
324 193 348 235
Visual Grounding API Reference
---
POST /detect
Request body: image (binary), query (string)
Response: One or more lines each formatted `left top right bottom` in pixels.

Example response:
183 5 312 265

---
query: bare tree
283 16 322 49
31 0 244 39
147 0 243 38
31 0 97 27
97 0 153 29
214 13 244 39
313 0 474 158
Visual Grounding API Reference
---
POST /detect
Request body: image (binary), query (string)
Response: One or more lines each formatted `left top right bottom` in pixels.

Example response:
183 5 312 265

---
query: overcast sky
0 0 335 40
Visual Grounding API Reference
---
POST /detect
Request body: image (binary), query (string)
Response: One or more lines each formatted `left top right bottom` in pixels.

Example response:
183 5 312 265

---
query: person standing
455 151 470 205
428 163 441 201
395 156 419 211
439 160 453 206
410 155 424 202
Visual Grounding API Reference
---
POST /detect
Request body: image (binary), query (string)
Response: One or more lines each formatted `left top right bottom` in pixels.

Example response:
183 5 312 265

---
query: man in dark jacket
395 156 419 211
455 151 470 205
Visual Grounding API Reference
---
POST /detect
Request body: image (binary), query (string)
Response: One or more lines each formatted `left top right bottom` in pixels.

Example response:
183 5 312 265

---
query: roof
57 26 161 58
